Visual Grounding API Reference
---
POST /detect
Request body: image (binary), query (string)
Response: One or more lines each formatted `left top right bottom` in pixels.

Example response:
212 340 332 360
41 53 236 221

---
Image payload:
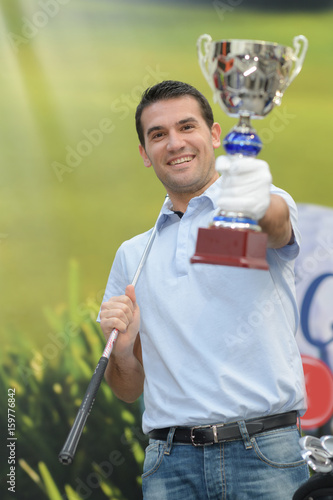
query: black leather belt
149 411 297 447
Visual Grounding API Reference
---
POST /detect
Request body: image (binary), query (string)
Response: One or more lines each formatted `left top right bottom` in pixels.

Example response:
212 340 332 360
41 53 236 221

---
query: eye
152 132 165 140
181 124 195 131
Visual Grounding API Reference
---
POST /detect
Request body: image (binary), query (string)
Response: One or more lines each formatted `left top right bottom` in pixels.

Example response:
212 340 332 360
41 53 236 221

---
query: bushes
0 262 147 499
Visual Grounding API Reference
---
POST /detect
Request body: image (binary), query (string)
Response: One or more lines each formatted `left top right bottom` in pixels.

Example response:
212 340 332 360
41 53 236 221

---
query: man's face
138 96 221 200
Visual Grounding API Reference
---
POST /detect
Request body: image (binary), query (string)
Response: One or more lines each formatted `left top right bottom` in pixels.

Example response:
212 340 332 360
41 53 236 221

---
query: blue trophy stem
222 116 262 157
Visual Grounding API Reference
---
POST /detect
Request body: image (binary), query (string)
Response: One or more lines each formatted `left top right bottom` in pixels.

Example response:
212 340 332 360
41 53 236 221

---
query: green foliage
0 261 147 500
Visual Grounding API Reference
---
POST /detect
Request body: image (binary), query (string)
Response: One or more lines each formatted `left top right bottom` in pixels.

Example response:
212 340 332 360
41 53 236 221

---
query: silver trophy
191 35 308 269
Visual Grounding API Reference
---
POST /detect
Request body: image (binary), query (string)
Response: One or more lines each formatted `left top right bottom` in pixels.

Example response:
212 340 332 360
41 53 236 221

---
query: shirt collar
156 176 222 231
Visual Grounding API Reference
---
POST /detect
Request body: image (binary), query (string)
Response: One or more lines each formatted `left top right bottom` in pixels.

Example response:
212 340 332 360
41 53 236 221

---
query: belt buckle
190 424 222 447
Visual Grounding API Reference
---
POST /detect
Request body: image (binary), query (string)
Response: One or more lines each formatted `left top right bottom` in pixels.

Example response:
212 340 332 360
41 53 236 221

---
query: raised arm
99 285 144 403
259 194 293 249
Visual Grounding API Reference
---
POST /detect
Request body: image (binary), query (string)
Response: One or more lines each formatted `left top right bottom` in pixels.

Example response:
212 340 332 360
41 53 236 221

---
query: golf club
301 449 333 473
58 204 164 465
300 436 333 462
321 435 333 458
300 435 324 454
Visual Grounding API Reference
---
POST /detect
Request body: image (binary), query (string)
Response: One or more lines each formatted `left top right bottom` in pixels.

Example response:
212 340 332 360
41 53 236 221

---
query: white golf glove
215 155 272 221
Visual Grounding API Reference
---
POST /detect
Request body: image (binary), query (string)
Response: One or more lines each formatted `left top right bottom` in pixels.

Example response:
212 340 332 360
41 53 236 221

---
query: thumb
125 284 136 306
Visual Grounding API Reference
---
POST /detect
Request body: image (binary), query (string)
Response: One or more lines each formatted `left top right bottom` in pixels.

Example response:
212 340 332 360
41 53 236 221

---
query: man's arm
259 194 293 249
100 285 144 403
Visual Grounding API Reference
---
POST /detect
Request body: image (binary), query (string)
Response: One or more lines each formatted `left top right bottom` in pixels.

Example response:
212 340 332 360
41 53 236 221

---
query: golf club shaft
58 223 159 465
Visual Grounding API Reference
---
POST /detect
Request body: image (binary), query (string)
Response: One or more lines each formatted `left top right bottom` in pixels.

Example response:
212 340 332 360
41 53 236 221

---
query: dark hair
135 80 215 146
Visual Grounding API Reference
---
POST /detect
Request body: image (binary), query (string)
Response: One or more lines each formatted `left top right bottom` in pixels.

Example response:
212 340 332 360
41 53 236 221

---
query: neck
168 193 193 213
167 172 219 213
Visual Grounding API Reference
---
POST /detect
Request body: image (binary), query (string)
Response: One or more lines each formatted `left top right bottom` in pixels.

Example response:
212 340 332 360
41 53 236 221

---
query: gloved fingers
215 155 232 174
216 155 271 177
215 156 272 221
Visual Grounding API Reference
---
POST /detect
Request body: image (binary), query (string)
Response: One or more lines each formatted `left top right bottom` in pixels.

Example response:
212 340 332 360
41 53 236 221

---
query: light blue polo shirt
99 176 307 434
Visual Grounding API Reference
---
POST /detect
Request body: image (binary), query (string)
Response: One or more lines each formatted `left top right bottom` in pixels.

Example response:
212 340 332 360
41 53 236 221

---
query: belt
149 411 297 447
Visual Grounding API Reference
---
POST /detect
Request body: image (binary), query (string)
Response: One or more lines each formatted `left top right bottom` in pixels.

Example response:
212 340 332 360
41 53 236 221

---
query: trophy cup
191 35 308 269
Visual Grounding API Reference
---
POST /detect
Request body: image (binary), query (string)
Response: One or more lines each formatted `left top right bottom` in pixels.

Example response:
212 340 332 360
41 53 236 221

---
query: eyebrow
146 117 199 138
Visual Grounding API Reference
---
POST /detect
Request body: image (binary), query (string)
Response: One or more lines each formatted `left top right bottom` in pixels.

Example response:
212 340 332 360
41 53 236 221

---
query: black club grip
58 356 109 465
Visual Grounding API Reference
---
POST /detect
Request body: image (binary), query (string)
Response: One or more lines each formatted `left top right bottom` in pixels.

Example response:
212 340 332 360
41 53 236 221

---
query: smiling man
138 96 221 212
98 81 309 499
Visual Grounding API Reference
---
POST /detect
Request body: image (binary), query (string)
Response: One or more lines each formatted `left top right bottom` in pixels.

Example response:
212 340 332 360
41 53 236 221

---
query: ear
211 122 222 150
139 144 152 168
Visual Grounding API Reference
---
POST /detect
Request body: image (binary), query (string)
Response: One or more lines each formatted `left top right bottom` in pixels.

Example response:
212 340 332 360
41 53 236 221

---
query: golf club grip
58 356 109 465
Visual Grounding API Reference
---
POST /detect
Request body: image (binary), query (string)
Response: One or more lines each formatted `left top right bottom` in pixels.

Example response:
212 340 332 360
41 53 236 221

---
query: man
99 80 309 499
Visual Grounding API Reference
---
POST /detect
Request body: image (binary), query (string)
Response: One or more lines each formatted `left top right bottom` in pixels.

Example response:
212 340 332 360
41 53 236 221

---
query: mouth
167 154 196 166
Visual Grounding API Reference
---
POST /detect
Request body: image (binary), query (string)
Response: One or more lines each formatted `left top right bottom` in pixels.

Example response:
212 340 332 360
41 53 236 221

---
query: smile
168 155 195 166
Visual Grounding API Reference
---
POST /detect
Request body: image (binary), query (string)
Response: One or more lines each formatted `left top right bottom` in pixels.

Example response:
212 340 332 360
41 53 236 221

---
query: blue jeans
142 424 309 499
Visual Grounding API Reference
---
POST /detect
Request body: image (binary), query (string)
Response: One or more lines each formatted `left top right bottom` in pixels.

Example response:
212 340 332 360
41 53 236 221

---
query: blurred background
0 1 332 499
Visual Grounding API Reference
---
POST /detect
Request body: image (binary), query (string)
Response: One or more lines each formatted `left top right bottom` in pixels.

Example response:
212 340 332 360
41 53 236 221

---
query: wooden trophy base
191 226 269 270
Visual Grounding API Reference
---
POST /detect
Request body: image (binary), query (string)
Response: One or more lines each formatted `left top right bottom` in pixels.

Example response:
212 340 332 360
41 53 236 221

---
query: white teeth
169 156 193 165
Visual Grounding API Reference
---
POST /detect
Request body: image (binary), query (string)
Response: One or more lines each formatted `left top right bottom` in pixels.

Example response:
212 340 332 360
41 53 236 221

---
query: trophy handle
197 34 216 95
288 35 308 87
273 35 308 105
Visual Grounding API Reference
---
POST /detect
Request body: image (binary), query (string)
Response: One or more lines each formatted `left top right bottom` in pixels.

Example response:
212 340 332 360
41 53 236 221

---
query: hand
215 155 272 221
100 285 140 351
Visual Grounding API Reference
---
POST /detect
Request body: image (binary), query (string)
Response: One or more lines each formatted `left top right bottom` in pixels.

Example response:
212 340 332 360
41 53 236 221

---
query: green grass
0 261 147 499
0 1 332 345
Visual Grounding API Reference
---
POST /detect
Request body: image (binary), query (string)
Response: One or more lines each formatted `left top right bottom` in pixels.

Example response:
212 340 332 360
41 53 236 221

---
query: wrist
111 332 138 360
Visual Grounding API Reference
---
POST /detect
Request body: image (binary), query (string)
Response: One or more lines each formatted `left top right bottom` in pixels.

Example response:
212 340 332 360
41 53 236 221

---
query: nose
166 130 186 151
